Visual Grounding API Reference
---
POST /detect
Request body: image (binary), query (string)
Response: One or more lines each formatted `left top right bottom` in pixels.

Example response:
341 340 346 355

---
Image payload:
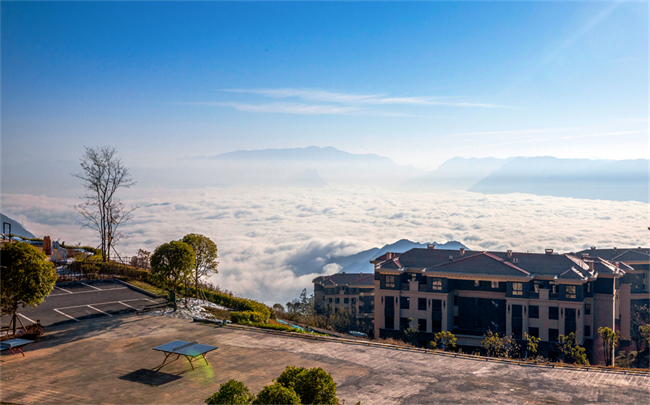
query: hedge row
184 285 272 322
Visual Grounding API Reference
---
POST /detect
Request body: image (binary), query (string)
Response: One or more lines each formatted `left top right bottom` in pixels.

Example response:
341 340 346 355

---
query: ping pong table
153 340 218 370
1 338 34 357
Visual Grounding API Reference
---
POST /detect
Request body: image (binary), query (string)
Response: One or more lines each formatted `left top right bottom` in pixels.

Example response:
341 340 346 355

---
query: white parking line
49 287 127 297
54 286 73 294
119 301 136 309
57 298 150 310
81 282 102 291
54 308 79 322
87 305 113 317
18 313 36 324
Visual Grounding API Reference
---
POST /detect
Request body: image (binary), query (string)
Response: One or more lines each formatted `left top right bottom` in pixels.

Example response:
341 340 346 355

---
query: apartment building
370 245 649 365
312 272 375 322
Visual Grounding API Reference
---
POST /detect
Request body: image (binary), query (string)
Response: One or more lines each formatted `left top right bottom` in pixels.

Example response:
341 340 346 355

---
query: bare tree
73 146 137 262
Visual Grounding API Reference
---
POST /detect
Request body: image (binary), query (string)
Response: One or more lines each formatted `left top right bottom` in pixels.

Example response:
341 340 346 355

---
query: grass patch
125 280 165 296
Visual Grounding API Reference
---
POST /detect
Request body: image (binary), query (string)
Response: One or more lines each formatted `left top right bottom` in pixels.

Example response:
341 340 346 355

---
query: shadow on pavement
119 368 183 386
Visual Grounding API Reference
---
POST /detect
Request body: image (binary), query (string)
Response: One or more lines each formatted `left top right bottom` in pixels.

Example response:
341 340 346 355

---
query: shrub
252 383 301 405
206 379 254 405
292 367 338 405
431 331 457 351
231 311 267 324
276 366 307 390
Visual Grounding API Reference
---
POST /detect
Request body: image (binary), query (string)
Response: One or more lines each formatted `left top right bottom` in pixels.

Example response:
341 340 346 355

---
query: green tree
275 366 337 405
150 241 195 310
206 379 253 405
524 332 540 359
181 234 218 300
598 326 619 366
558 332 588 365
0 242 57 334
481 330 503 358
431 331 457 351
276 366 306 390
253 383 301 405
293 367 338 405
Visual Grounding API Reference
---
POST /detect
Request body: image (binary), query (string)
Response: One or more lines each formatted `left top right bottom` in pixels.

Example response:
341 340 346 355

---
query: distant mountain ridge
331 239 468 274
210 146 396 164
403 156 648 203
468 157 648 202
1 213 36 239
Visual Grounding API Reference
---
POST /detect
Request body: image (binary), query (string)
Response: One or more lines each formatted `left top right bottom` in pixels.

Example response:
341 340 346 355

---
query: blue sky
2 1 648 170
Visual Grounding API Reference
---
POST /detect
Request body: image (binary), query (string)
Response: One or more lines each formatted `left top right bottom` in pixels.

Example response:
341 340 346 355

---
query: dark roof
574 247 650 261
428 252 530 277
313 273 374 286
611 249 650 263
589 257 626 276
348 274 375 286
488 251 590 277
558 268 588 281
393 248 472 268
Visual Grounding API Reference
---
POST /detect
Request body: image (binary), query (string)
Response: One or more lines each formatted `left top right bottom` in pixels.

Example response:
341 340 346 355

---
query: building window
352 298 357 305
533 281 540 294
418 319 427 332
418 298 427 311
491 299 499 309
344 298 349 304
491 281 499 289
432 278 442 291
587 283 591 293
549 328 559 342
565 285 576 299
551 285 557 294
385 316 394 330
328 298 332 303
490 321 499 331
512 283 523 296
385 275 395 288
400 317 410 330
549 306 559 320
431 299 442 311
529 305 539 319
585 304 591 315
474 280 480 287
585 325 591 337
400 297 410 310
528 327 539 338
512 305 522 318
335 298 340 304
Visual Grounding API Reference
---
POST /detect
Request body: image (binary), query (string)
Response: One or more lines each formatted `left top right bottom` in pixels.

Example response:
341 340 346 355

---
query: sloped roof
589 257 626 276
427 252 531 278
393 248 473 268
348 274 375 286
611 249 650 263
558 267 588 281
313 273 374 286
488 252 590 277
574 247 650 261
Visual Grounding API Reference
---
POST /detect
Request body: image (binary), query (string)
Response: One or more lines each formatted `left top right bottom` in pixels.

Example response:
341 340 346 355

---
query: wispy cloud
223 88 508 109
172 88 507 116
177 101 367 115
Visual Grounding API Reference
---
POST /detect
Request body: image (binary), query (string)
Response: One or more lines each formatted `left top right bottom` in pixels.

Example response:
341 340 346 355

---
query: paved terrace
1 314 648 404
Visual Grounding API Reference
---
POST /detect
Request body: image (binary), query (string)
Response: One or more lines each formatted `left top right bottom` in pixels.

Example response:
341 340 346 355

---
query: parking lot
1 280 167 328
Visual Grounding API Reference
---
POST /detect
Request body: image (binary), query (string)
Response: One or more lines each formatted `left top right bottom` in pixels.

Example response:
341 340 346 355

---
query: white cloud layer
2 187 647 305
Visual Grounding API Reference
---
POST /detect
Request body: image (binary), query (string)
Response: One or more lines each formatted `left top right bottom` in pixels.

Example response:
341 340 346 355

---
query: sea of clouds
2 186 647 305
